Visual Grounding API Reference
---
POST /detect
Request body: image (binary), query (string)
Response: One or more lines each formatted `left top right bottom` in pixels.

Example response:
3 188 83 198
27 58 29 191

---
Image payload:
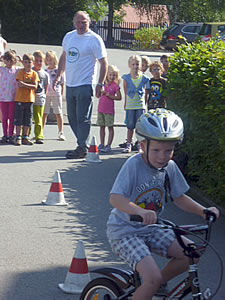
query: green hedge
133 26 165 50
165 39 225 207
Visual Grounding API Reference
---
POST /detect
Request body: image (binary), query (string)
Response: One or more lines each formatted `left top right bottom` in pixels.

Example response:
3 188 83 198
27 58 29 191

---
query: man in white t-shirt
55 11 108 159
0 35 7 60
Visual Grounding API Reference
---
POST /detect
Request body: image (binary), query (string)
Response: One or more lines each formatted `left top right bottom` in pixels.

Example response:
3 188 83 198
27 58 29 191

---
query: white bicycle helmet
136 108 184 143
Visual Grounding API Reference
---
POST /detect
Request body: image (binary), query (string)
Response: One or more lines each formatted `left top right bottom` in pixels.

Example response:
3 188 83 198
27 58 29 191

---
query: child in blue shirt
122 55 149 153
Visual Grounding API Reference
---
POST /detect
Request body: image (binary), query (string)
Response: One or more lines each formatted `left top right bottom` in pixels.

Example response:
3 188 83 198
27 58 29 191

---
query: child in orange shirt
14 53 39 146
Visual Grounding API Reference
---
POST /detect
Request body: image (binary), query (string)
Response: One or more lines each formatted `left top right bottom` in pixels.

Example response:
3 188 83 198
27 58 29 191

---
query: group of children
96 54 169 153
1 47 168 149
0 49 65 145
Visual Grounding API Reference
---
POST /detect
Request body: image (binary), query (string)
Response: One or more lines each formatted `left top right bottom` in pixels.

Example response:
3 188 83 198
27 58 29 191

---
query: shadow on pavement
0 150 68 163
3 154 129 299
45 154 127 262
1 266 77 300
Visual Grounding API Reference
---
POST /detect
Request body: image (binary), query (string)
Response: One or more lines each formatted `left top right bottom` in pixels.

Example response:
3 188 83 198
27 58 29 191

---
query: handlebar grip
130 215 143 222
203 209 217 222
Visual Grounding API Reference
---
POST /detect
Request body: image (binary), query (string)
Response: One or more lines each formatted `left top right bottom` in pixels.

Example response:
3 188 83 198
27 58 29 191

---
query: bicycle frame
165 257 211 299
89 258 211 300
83 211 219 300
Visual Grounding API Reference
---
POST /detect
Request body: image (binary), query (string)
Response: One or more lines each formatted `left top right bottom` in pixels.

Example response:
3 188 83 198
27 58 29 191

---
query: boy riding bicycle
106 108 219 300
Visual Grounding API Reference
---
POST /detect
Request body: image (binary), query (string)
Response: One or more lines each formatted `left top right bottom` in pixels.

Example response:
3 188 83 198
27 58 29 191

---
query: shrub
133 26 165 50
165 39 225 207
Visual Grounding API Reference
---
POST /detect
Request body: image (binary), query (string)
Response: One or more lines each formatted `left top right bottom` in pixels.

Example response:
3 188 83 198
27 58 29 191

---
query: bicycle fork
166 259 212 299
188 261 212 300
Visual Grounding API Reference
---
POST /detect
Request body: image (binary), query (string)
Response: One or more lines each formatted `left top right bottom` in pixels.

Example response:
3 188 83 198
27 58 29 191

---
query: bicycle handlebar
130 209 217 248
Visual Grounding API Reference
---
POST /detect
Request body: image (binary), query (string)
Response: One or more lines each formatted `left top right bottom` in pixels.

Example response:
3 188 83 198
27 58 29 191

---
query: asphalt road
0 44 224 299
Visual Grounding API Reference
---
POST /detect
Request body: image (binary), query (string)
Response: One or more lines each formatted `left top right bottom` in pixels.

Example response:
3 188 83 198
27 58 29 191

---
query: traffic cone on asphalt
86 136 102 163
42 170 68 206
58 240 90 294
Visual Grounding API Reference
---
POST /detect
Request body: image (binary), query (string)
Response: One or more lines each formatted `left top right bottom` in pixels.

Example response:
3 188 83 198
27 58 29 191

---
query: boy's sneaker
98 144 104 151
58 131 66 141
122 143 131 153
22 138 33 145
8 136 15 144
1 136 8 144
101 145 111 153
119 140 127 148
14 136 22 146
132 141 139 151
36 139 44 144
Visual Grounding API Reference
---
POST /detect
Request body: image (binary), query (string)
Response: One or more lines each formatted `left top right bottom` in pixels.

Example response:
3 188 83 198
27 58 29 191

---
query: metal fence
92 21 153 49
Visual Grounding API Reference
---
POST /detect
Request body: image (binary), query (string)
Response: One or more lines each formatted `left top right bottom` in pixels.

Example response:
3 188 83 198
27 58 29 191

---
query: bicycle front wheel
80 277 124 300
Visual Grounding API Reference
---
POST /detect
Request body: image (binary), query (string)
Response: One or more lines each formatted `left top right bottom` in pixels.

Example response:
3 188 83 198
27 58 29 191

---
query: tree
86 0 108 22
134 0 225 23
0 0 87 44
165 39 225 205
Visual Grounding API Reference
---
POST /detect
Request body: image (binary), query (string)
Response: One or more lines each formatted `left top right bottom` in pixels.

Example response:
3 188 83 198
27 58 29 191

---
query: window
218 25 225 33
182 25 201 34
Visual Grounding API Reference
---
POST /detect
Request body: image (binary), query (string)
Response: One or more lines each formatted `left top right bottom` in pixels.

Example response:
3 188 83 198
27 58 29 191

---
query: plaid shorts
109 227 175 271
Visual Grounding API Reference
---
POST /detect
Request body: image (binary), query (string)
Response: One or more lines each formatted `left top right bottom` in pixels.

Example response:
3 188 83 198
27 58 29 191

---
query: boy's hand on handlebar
139 210 157 225
204 207 220 220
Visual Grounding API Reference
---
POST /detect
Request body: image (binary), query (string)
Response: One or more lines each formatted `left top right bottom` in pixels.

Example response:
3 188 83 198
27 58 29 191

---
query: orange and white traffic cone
58 240 90 294
42 170 68 206
86 136 102 163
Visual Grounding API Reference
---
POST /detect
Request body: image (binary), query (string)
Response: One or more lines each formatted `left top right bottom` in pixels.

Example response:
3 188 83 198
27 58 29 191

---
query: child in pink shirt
0 50 20 143
97 65 122 153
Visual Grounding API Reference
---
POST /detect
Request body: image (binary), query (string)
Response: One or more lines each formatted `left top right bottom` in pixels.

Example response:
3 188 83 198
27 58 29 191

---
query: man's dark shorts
14 102 33 126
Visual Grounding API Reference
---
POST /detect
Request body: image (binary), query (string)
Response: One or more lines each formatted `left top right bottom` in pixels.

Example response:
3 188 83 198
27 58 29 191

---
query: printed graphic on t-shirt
67 47 80 63
36 83 42 93
150 81 163 101
148 79 166 109
135 188 163 213
24 76 33 84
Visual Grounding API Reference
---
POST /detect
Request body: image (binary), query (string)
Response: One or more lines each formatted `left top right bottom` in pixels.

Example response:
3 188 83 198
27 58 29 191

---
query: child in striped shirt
122 55 149 153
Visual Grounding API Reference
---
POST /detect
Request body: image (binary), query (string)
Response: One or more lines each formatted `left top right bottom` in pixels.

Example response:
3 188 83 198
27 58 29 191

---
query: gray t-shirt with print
34 69 50 106
106 153 189 240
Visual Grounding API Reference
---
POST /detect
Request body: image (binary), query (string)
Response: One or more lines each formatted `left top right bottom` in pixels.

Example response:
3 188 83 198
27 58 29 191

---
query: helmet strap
145 139 173 203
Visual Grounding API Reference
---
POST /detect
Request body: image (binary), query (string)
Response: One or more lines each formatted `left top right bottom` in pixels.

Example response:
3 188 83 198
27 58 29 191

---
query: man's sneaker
22 138 33 145
36 139 44 144
101 145 111 153
98 144 104 151
58 131 66 141
66 147 87 159
14 136 22 146
122 143 131 153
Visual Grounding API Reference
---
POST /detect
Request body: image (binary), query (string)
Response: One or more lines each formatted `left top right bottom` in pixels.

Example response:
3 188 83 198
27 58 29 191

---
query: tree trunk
107 0 114 46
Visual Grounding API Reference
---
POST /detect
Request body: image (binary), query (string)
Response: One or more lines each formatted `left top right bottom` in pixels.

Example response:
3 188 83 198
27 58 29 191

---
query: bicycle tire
80 277 124 300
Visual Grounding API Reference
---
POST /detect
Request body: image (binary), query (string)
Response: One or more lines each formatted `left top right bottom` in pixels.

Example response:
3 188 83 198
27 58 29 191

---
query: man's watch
97 83 104 87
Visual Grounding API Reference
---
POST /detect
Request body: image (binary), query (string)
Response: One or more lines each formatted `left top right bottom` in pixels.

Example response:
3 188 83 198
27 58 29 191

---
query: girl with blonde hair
43 50 65 140
97 65 122 153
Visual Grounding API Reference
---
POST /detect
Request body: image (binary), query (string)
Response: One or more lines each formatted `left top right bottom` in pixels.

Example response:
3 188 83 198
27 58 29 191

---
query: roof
202 22 225 25
121 5 169 25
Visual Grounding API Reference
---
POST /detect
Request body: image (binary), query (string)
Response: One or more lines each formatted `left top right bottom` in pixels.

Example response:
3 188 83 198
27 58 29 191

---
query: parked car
219 32 225 42
160 22 202 50
199 22 225 41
